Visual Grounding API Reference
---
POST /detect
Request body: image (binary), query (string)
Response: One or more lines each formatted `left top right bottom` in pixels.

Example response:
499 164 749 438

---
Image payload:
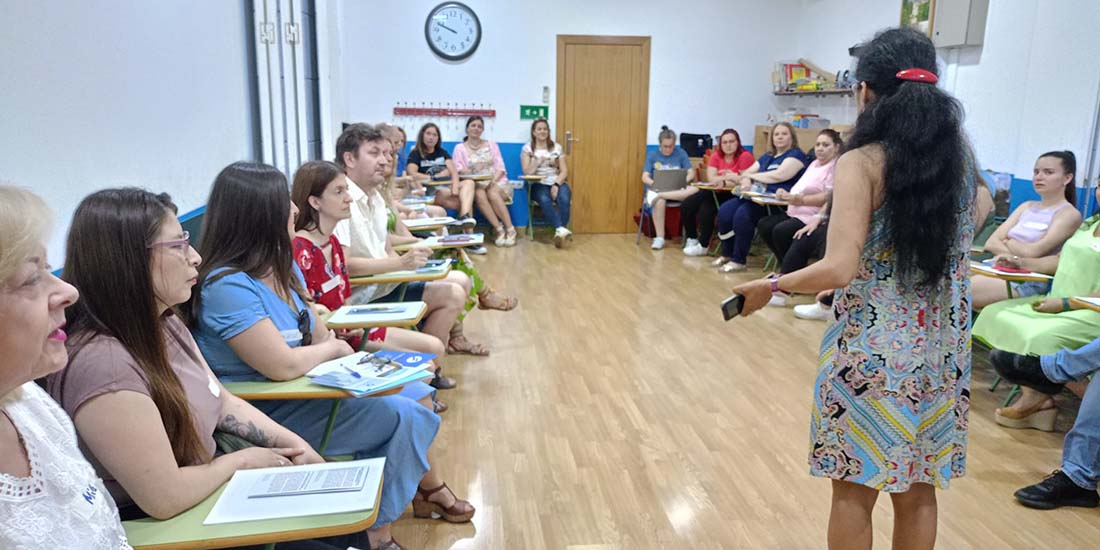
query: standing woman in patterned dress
732 28 974 550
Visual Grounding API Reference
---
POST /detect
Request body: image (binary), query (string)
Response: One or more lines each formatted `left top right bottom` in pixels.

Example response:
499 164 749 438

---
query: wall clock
424 2 481 61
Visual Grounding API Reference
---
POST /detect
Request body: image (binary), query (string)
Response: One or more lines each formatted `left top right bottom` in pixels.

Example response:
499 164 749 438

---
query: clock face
425 2 481 61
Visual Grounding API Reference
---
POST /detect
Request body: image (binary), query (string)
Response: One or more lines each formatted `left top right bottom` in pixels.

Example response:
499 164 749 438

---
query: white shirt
0 383 132 549
522 143 563 185
333 176 398 303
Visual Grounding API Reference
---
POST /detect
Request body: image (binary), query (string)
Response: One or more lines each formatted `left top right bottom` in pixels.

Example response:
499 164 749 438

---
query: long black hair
60 188 209 467
847 27 968 289
184 162 308 324
1039 150 1077 206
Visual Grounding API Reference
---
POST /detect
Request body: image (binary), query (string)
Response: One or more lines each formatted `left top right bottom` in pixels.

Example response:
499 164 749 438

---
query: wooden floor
392 234 1096 549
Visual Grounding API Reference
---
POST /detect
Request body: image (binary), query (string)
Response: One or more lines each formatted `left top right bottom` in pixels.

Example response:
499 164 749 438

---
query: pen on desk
341 364 362 378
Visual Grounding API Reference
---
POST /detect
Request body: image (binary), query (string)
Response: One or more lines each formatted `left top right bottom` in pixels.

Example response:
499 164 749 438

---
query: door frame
556 35 651 232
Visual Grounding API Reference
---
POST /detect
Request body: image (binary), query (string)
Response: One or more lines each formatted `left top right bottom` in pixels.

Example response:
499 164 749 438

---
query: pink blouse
787 158 837 224
453 140 507 185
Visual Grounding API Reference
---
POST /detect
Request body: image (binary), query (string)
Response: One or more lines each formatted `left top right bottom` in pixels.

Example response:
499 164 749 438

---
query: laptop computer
651 169 689 192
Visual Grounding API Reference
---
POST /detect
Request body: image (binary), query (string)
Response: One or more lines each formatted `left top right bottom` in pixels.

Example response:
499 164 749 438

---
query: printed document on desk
404 216 457 229
204 458 384 525
326 302 426 326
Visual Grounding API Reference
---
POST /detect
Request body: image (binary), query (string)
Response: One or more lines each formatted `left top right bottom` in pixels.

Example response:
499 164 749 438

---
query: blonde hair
0 185 52 285
0 185 51 405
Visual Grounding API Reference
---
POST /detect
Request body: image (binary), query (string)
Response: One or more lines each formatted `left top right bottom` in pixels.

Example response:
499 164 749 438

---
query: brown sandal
477 288 518 311
412 482 475 523
447 334 490 356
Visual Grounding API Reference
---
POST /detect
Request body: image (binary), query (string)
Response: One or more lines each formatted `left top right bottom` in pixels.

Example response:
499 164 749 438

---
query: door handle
565 130 581 154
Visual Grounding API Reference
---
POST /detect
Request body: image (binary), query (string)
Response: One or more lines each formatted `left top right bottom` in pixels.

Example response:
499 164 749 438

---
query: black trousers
680 190 733 246
758 213 828 274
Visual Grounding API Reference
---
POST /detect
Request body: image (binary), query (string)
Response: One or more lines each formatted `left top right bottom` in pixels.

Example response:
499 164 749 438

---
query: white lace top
0 382 131 549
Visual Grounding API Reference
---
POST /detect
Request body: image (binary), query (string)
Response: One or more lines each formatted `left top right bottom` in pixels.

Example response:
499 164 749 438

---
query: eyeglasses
148 231 191 252
297 309 312 346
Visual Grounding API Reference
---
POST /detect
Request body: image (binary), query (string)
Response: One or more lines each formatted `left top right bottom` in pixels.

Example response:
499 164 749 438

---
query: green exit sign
520 105 548 120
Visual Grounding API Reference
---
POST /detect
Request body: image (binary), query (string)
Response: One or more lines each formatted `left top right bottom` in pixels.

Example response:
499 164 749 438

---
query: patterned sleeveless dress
808 183 975 492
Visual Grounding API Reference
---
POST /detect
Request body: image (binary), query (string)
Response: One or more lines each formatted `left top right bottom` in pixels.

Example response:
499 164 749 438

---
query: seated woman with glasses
188 162 474 549
46 188 380 549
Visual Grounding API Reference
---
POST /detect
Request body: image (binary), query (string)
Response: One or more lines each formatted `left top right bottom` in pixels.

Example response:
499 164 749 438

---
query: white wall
0 1 257 265
792 0 1100 178
783 0 898 125
339 0 802 146
951 0 1100 177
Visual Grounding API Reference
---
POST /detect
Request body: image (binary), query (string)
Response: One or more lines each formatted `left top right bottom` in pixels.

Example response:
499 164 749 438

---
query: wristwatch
770 278 781 293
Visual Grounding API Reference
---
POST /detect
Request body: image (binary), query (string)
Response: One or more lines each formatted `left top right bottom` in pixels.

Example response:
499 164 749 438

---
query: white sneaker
683 238 700 250
460 216 477 226
553 227 566 248
651 237 665 250
468 245 488 255
711 256 730 267
645 189 659 208
683 243 707 256
794 302 832 321
718 261 746 273
767 293 788 307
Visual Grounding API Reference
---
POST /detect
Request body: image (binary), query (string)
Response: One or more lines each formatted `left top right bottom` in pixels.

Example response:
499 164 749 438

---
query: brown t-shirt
45 315 221 507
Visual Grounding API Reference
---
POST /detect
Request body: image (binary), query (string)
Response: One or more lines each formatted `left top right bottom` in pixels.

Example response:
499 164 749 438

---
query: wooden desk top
349 265 451 286
393 234 484 252
223 377 404 401
124 477 382 550
519 175 544 181
969 262 1054 283
1070 297 1100 313
323 302 429 329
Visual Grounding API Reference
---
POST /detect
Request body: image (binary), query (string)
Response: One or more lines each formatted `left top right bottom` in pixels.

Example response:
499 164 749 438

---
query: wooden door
557 36 650 233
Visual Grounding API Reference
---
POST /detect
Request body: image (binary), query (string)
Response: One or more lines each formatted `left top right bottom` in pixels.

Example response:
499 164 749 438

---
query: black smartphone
721 294 745 321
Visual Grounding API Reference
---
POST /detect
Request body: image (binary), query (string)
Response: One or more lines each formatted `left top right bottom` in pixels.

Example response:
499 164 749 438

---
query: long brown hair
529 118 556 152
60 188 208 467
415 123 443 157
185 162 308 323
292 160 345 233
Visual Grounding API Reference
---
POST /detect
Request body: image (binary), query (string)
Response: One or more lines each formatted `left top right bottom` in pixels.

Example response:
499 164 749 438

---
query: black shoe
1015 470 1100 510
989 349 1063 395
429 373 457 390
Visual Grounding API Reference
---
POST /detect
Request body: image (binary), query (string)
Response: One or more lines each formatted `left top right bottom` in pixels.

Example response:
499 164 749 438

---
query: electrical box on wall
932 0 989 48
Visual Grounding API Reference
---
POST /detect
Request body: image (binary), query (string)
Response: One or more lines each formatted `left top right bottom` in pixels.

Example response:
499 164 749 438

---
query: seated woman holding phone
972 151 1080 308
521 118 573 248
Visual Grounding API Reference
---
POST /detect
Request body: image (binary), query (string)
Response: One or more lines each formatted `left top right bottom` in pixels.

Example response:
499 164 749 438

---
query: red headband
896 68 938 84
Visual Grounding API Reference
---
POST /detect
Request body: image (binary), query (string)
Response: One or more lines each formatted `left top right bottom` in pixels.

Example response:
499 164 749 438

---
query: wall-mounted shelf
774 89 853 97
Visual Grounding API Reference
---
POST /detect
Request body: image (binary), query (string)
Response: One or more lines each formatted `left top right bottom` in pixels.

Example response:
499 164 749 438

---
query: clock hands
437 22 457 34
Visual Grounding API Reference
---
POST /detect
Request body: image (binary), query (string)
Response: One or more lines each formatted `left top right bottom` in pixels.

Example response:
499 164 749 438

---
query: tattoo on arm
218 414 276 447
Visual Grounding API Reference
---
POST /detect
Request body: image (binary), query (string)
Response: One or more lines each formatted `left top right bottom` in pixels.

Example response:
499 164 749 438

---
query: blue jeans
257 393 440 525
716 197 765 263
531 183 571 229
1040 338 1100 489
